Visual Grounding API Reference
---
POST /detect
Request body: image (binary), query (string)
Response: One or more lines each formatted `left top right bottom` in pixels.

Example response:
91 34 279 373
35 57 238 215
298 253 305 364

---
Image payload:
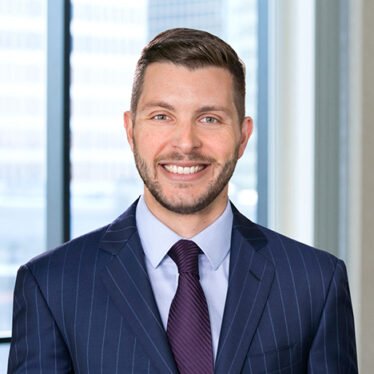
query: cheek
135 130 167 157
204 135 238 158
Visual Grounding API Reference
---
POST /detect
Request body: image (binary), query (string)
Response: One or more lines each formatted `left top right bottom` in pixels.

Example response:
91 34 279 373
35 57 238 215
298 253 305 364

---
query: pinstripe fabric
8 200 357 373
214 205 357 374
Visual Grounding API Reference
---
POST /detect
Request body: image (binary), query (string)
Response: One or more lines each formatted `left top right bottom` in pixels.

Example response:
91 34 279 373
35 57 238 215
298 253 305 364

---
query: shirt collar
135 195 233 271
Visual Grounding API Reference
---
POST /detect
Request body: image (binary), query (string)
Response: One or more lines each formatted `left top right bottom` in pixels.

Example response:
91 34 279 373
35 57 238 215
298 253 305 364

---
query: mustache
155 152 215 163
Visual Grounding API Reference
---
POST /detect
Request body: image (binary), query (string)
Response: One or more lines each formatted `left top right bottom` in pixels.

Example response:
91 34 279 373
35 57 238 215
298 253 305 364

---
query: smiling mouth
162 164 206 175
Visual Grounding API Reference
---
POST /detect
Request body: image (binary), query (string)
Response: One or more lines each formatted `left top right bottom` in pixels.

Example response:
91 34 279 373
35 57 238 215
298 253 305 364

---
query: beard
133 141 239 215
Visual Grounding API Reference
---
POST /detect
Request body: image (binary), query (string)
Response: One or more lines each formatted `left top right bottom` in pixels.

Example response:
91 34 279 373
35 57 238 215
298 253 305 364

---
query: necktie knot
168 240 201 276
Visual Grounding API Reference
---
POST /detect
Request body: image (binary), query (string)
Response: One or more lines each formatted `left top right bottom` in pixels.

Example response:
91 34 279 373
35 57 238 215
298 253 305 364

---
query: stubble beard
133 141 239 215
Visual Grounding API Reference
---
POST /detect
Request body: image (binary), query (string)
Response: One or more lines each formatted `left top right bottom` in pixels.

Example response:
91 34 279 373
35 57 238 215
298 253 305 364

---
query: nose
172 120 202 154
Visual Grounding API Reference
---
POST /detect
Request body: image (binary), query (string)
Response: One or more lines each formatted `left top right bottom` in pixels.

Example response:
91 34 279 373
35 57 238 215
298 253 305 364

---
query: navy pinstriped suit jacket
8 201 357 373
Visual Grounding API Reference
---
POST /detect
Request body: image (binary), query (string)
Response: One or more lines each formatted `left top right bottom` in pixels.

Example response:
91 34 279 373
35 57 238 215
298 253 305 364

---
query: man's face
125 62 252 215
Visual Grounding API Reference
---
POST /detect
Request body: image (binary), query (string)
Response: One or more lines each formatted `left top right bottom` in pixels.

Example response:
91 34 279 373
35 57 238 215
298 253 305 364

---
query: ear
237 116 253 159
124 111 134 152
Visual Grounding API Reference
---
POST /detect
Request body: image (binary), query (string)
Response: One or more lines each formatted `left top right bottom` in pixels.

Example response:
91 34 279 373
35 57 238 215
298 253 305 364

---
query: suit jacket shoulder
232 202 340 286
8 201 170 374
220 203 358 374
25 201 138 285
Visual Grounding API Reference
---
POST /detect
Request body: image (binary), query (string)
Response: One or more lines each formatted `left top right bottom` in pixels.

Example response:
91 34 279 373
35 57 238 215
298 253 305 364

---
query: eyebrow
140 101 175 112
140 102 232 116
196 105 233 116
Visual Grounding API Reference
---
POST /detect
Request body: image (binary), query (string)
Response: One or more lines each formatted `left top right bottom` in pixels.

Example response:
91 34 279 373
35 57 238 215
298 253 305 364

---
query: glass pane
0 343 10 372
0 0 47 335
70 0 146 237
70 0 258 238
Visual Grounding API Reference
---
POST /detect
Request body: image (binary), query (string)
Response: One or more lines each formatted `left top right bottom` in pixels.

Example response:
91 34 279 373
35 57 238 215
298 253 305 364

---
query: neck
143 190 228 238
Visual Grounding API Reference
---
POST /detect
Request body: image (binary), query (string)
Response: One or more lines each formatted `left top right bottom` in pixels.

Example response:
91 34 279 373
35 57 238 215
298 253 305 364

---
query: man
8 28 357 373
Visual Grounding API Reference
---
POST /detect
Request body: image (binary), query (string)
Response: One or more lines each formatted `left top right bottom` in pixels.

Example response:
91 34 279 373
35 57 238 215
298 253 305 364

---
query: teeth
164 165 204 175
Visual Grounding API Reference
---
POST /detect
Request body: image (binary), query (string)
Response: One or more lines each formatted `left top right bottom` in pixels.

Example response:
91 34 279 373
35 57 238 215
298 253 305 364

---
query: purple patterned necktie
167 240 214 374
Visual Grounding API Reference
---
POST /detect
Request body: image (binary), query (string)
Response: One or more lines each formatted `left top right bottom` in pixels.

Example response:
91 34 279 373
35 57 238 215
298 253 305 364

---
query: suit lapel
99 201 178 374
98 201 274 374
215 206 275 374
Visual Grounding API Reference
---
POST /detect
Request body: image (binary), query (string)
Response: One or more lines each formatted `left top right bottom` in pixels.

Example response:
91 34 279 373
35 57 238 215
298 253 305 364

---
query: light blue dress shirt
135 195 233 360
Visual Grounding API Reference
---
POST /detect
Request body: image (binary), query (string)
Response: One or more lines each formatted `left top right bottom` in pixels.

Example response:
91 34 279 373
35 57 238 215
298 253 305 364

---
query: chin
152 189 221 215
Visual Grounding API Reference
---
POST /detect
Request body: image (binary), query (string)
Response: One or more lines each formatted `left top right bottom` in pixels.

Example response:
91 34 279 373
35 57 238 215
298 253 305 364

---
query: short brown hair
130 28 246 121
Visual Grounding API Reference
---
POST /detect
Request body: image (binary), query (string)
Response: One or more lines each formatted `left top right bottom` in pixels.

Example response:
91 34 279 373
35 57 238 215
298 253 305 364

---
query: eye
200 116 218 124
153 114 170 120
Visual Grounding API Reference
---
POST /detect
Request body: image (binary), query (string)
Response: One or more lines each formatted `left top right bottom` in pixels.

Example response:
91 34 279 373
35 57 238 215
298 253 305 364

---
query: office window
70 0 147 237
70 0 258 237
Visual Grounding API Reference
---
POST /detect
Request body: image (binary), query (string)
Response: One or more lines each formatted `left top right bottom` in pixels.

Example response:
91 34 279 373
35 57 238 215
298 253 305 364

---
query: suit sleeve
308 259 358 373
7 265 73 373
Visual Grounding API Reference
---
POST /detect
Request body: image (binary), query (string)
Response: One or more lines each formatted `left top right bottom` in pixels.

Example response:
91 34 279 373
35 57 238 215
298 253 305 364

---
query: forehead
138 62 236 110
